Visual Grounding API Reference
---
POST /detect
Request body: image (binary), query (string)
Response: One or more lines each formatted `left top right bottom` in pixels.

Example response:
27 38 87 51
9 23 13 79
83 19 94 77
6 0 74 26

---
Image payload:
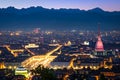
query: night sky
0 0 120 11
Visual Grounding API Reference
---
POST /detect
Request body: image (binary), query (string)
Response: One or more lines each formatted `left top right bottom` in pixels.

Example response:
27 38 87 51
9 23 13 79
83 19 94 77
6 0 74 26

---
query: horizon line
0 6 120 12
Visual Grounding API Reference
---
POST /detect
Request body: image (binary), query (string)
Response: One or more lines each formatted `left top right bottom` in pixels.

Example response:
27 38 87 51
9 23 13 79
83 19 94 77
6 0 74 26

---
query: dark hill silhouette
0 6 120 31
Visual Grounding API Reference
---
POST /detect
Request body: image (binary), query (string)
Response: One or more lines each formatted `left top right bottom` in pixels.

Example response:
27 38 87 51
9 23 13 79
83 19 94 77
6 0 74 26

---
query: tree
32 65 57 80
99 74 106 80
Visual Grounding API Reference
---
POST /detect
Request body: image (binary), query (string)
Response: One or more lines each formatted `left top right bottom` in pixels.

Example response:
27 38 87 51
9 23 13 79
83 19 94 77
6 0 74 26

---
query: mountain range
0 6 120 31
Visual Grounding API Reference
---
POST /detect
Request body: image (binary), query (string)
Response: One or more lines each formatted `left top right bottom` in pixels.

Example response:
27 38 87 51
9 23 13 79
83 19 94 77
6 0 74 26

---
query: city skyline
0 0 120 80
0 0 120 11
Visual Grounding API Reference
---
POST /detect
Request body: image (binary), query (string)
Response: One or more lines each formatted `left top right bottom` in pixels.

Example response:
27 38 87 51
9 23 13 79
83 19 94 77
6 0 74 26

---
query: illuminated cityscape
0 0 120 80
0 29 120 80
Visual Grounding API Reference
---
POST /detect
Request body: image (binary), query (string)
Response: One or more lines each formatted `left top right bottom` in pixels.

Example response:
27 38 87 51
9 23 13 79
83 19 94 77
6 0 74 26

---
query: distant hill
0 6 120 31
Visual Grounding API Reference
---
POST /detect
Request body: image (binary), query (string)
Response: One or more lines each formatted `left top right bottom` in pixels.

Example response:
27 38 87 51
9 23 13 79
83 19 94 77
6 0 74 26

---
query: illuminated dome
95 35 104 51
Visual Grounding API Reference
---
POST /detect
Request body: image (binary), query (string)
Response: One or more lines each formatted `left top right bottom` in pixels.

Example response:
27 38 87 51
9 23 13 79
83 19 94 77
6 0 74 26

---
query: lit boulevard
24 47 35 55
5 45 24 57
21 45 62 70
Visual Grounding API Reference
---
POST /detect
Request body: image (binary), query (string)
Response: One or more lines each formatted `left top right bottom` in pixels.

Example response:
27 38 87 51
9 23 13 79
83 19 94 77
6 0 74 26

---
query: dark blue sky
0 0 120 11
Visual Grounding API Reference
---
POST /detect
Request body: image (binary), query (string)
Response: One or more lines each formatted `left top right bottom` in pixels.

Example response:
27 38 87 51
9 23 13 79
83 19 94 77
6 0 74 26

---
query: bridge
21 45 62 70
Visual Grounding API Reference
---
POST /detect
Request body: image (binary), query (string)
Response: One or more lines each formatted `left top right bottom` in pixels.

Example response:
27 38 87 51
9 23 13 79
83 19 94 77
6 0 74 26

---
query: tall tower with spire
95 25 104 52
94 24 106 56
94 24 115 57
